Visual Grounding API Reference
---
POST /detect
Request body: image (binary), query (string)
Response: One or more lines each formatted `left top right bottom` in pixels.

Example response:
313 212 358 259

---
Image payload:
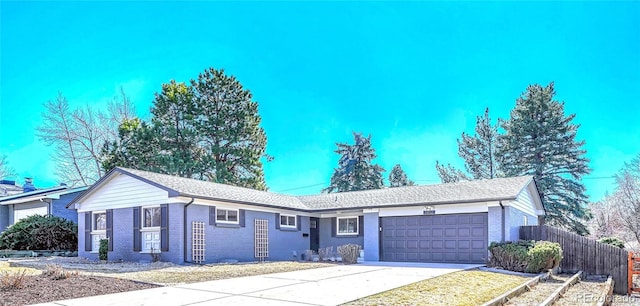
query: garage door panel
419 229 430 237
407 229 418 237
471 240 485 249
432 240 443 249
432 228 443 237
471 227 485 237
381 213 487 264
407 240 418 249
444 228 457 237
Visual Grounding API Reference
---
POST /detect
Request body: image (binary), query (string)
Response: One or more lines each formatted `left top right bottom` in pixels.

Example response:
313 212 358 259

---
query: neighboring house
69 167 545 264
0 180 25 197
0 185 88 232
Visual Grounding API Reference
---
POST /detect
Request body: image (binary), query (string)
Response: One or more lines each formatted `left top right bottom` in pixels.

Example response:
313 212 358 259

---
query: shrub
99 239 109 261
318 246 334 260
43 264 78 280
337 244 361 264
526 241 563 273
0 215 77 251
488 241 531 272
598 237 625 249
0 269 28 290
489 240 562 273
149 247 161 262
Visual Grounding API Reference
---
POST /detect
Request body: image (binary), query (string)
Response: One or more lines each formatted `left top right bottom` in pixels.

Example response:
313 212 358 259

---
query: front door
310 217 320 252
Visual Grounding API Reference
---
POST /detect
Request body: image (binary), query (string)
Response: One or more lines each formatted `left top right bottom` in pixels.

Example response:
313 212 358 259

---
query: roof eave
306 196 519 212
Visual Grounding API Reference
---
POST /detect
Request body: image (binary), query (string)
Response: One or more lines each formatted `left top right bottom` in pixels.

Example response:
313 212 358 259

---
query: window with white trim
216 208 239 224
337 217 358 235
143 206 161 228
91 211 106 252
141 206 161 252
279 215 296 228
523 215 528 226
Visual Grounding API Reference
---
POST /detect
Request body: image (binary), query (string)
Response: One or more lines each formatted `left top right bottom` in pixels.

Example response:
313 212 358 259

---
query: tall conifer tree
498 82 591 234
389 164 414 187
324 132 385 193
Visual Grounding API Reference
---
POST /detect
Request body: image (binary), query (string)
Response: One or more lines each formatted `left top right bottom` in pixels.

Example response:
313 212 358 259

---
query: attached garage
380 213 488 264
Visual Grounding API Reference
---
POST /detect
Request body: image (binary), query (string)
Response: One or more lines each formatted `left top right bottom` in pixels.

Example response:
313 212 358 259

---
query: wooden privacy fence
520 225 628 294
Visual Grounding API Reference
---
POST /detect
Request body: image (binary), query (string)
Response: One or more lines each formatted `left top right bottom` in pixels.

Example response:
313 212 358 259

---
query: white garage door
14 206 48 223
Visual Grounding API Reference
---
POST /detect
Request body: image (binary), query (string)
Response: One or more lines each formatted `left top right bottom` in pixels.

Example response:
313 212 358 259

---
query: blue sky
1 1 638 201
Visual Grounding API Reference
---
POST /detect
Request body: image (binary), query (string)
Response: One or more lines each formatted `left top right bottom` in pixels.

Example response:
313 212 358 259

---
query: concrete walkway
34 262 481 306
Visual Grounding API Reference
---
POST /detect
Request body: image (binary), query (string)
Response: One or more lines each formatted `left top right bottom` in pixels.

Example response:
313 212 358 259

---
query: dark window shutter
133 207 141 252
209 206 216 225
106 209 113 251
331 217 337 237
239 209 246 227
160 204 169 251
297 216 301 231
84 212 92 252
358 216 364 237
275 213 280 229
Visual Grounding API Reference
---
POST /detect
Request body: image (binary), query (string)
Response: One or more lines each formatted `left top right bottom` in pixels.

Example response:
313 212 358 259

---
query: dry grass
344 270 529 306
92 261 335 285
0 261 40 275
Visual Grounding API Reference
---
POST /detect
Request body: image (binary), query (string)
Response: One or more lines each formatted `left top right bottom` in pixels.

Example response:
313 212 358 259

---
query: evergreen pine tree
389 164 414 187
101 67 269 191
435 108 500 182
323 132 385 193
150 81 202 178
435 161 469 183
192 68 268 190
498 82 591 234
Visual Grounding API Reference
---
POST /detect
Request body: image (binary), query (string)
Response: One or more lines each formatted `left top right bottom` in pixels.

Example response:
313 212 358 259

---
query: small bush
598 237 625 249
526 241 563 273
318 246 334 260
99 239 109 261
42 264 78 280
0 214 77 251
489 240 562 273
337 244 361 264
149 247 161 262
0 269 28 290
488 241 532 272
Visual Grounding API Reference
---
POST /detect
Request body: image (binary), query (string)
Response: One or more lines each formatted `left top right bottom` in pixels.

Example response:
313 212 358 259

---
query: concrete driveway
35 262 481 306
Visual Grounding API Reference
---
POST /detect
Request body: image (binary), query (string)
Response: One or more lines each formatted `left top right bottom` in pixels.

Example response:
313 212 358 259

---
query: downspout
40 198 53 216
499 201 505 242
183 197 195 263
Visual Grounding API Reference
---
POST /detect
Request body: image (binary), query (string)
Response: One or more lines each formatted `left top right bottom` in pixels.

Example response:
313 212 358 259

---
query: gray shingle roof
297 176 533 210
117 167 533 212
119 168 307 210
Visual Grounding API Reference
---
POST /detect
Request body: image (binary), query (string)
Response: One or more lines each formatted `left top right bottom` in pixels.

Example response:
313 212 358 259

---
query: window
523 215 528 226
337 217 359 235
91 211 106 252
216 208 239 223
93 212 106 231
143 207 161 228
280 215 296 228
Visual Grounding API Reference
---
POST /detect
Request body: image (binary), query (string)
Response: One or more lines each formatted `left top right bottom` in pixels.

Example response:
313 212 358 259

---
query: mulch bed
0 274 157 306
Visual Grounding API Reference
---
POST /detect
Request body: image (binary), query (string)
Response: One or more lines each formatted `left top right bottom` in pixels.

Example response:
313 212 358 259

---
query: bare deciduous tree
37 90 135 186
0 155 16 179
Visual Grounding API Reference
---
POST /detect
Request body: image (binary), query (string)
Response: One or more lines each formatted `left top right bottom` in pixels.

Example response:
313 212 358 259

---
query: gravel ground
0 273 157 306
504 274 571 306
555 279 605 306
